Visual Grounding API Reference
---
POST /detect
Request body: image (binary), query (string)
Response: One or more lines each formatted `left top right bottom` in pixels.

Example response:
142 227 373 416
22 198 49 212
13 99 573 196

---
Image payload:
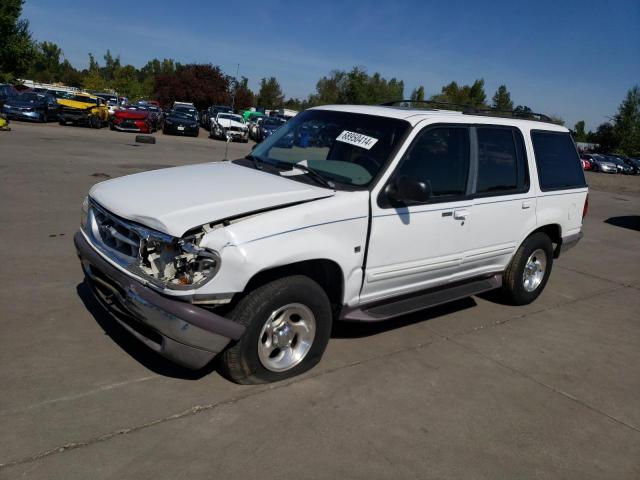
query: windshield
250 109 410 188
169 111 193 120
175 107 196 114
263 117 285 126
218 113 243 122
70 95 97 104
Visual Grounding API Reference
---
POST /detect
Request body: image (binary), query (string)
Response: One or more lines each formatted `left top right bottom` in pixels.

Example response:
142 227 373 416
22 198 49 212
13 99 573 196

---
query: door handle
453 209 469 220
522 201 532 209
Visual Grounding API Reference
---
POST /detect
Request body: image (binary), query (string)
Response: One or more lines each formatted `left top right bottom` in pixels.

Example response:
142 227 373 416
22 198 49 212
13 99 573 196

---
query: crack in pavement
446 337 640 435
0 338 439 470
1 283 635 470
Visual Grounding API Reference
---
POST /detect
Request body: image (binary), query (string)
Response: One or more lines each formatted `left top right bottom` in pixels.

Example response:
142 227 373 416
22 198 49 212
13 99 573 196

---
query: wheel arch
526 223 563 258
242 259 345 314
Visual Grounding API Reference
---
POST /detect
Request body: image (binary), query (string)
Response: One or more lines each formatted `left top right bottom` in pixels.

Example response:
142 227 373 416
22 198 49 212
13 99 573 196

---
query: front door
361 125 473 304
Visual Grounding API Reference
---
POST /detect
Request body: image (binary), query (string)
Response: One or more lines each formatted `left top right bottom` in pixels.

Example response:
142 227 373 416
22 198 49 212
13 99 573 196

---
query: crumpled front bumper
74 231 245 369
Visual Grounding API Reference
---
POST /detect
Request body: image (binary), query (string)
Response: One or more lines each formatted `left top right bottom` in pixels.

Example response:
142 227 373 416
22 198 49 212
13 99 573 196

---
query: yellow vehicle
57 93 109 128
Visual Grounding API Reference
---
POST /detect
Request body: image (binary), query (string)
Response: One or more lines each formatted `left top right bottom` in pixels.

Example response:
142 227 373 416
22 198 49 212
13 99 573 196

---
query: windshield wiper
272 160 335 190
244 153 263 170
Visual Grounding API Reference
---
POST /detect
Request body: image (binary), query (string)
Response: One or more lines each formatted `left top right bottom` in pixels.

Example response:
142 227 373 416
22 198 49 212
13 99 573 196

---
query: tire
41 112 48 123
135 135 156 144
220 275 332 384
500 232 554 305
59 119 66 126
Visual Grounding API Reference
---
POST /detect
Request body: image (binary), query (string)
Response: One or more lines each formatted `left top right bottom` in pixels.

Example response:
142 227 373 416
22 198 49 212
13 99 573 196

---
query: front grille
228 126 244 132
92 205 142 260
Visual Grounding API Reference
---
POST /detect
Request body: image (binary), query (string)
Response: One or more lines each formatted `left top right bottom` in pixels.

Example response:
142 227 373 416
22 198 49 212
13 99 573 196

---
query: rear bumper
560 231 583 254
74 231 244 369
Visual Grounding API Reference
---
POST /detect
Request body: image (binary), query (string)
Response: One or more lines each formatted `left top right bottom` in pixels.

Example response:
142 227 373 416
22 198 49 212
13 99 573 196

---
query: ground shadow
604 216 640 232
76 281 216 380
332 297 476 339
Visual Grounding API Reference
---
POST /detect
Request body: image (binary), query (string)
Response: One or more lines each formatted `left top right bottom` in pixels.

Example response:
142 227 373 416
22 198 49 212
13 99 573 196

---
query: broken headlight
136 232 221 290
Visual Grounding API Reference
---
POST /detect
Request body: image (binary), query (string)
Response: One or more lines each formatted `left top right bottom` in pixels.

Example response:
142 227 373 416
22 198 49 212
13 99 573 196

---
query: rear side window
476 127 528 195
532 131 586 191
395 127 470 199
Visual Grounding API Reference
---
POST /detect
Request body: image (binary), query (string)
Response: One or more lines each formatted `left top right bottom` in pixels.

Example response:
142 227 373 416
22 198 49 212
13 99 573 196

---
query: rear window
531 131 586 191
476 127 528 195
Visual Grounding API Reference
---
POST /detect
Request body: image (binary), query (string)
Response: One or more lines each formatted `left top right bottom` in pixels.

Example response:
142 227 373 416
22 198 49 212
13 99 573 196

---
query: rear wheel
500 232 553 305
220 275 332 384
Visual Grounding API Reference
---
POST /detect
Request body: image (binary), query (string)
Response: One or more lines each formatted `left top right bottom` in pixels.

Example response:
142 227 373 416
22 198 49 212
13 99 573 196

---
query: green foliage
430 79 486 109
592 123 617 152
410 86 425 102
573 120 587 142
0 0 36 82
307 67 403 106
492 85 513 111
613 85 640 155
257 77 284 109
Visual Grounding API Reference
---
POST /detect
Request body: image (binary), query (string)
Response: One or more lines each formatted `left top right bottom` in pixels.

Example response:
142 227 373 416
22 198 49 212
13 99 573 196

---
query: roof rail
379 100 552 123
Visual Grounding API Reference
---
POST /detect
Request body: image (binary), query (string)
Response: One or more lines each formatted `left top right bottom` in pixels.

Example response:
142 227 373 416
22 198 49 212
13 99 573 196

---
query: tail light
582 194 589 219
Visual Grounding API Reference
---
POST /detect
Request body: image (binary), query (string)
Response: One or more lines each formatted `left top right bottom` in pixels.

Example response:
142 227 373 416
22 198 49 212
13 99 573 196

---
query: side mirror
385 175 432 204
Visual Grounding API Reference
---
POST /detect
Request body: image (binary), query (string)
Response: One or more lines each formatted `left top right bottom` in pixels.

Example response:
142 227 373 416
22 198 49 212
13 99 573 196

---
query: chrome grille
92 205 141 260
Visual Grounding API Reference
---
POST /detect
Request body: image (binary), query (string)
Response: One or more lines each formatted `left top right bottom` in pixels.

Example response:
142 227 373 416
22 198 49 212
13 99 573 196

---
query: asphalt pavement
0 121 639 479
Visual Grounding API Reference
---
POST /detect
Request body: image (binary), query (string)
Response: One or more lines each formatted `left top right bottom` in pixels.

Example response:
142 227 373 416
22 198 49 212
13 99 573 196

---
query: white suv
75 103 588 383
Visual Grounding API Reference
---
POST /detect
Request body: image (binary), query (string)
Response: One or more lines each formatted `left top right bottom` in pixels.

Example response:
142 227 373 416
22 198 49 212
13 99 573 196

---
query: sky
22 0 639 130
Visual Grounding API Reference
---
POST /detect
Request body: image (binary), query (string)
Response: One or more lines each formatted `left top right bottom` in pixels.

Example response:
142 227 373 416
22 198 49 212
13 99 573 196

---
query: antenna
224 63 240 161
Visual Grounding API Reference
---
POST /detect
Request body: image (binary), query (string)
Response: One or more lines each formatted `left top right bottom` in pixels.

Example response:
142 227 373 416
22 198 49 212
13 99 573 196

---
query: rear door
463 125 537 275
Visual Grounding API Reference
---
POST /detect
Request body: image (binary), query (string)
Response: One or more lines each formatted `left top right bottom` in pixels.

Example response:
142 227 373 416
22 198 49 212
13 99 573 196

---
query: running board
341 274 502 322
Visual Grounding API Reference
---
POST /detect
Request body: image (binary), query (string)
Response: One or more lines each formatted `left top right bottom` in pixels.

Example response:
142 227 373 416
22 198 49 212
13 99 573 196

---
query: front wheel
500 232 553 305
220 275 332 384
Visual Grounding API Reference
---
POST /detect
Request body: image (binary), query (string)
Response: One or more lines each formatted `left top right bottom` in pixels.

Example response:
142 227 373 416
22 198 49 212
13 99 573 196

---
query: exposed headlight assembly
138 233 221 290
84 199 221 291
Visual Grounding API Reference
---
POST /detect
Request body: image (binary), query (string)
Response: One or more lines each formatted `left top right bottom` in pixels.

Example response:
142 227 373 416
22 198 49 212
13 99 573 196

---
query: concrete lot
1 121 639 479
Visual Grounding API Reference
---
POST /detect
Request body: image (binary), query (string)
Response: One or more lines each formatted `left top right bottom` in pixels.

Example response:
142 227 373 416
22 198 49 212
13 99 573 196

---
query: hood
217 118 245 129
89 161 334 237
58 98 95 110
167 115 196 124
262 123 282 131
115 109 149 119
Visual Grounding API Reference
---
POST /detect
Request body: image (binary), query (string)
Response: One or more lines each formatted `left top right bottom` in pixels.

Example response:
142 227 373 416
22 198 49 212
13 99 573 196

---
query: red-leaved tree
154 64 231 110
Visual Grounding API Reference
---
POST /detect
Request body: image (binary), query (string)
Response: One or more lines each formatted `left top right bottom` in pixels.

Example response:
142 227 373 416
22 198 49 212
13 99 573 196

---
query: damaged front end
81 197 221 292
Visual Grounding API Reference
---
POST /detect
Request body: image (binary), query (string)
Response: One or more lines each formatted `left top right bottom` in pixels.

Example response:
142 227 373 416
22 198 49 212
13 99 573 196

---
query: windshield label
336 130 378 150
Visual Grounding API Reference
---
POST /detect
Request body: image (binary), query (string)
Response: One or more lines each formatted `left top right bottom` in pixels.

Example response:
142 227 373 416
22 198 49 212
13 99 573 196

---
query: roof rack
379 100 552 123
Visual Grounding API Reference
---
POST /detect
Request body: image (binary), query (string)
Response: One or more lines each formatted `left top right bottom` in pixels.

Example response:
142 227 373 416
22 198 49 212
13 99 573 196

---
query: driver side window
394 126 470 200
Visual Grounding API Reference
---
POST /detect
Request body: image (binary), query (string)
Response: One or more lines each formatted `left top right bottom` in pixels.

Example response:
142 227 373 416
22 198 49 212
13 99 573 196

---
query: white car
209 112 249 142
75 103 588 383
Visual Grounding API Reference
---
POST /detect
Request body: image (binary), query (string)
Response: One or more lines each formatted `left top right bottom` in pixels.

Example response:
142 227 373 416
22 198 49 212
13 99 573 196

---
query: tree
257 77 284 109
410 86 425 102
0 0 36 81
28 41 63 83
154 64 230 110
232 76 254 110
492 85 513 111
573 120 587 142
613 85 640 155
430 79 486 109
592 123 617 152
102 50 121 82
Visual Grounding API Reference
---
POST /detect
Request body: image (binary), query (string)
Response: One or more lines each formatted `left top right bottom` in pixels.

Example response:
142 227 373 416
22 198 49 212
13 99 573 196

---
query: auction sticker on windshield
336 130 379 150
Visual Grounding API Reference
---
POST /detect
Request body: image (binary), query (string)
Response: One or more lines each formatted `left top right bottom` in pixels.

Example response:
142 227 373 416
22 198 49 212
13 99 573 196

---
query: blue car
2 91 61 122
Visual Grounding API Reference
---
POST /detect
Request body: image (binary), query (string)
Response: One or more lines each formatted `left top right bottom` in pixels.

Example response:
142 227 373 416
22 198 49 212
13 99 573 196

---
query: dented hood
89 161 334 237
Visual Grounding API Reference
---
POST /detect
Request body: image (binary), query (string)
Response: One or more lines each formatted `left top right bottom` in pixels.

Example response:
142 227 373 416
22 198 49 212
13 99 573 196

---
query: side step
341 274 502 322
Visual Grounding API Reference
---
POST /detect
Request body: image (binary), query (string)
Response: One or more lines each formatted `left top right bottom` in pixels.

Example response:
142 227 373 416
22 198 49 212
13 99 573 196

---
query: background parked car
209 112 249 142
588 154 618 173
57 93 109 128
0 84 18 110
110 106 153 133
604 155 634 174
2 91 61 122
255 115 286 142
203 105 233 130
163 110 199 137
